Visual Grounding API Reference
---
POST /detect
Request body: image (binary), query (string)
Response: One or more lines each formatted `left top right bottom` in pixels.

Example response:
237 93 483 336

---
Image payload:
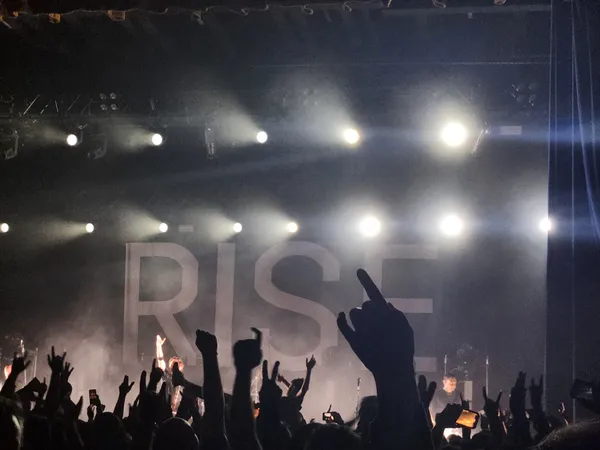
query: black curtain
546 0 600 419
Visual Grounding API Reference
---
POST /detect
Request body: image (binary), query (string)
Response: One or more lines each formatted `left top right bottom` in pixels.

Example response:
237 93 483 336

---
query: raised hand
306 355 316 371
510 372 528 418
61 395 84 421
119 375 135 396
157 382 173 423
337 269 414 379
64 362 74 380
147 359 164 392
1 352 32 397
172 362 186 388
233 328 263 372
529 375 544 408
559 401 569 425
195 329 218 355
435 403 462 430
87 405 96 422
418 375 437 409
482 386 503 418
11 352 31 377
259 360 282 410
139 370 147 395
38 377 48 397
323 405 344 425
24 377 47 397
47 346 66 373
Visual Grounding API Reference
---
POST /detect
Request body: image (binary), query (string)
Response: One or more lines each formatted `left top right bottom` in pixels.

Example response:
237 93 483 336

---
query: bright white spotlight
286 222 299 233
256 131 268 144
158 222 169 233
539 216 552 233
440 214 464 237
233 222 243 233
151 133 164 146
0 223 9 233
440 122 468 147
359 216 381 237
85 223 95 233
343 128 360 145
66 134 79 147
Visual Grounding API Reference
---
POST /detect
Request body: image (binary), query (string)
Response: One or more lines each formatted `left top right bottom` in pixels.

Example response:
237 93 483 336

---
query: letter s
255 242 339 371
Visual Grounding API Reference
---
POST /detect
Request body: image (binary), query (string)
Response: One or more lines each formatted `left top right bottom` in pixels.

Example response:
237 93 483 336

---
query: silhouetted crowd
1 269 599 450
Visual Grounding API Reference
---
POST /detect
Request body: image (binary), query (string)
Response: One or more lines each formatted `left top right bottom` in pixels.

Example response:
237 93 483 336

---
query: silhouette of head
305 423 360 450
92 412 130 450
288 378 304 397
154 417 199 450
0 397 24 450
290 422 323 450
536 419 600 450
356 396 378 434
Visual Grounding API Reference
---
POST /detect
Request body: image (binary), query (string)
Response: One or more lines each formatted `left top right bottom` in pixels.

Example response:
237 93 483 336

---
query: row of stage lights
66 129 349 148
0 216 553 237
63 122 467 149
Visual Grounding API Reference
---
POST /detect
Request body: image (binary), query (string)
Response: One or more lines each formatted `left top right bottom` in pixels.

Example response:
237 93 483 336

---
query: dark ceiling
0 0 550 88
0 1 551 130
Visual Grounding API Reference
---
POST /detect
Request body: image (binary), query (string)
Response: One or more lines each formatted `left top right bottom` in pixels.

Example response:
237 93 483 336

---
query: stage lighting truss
87 133 108 160
0 128 19 160
205 123 217 159
0 82 544 159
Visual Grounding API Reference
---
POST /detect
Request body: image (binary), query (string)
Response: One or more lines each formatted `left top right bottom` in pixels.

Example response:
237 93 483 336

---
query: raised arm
297 355 316 402
172 364 203 402
113 375 135 419
1 352 30 398
482 387 506 445
256 360 290 450
230 328 263 450
45 346 67 416
337 269 431 450
529 375 551 441
509 372 532 447
195 329 229 450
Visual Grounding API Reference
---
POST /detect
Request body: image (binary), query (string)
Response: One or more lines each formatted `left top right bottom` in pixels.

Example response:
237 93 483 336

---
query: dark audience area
1 269 598 450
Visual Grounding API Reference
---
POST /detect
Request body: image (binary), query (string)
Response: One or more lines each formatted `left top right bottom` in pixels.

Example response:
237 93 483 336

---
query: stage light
66 133 79 147
205 125 216 159
256 131 268 144
158 222 169 233
359 216 381 237
439 214 464 236
286 222 299 233
343 128 360 145
539 216 552 233
0 223 9 233
440 122 468 147
233 222 243 233
85 223 95 233
151 133 164 147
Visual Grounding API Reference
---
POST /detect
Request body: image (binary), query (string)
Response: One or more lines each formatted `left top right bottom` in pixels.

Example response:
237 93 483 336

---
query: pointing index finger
357 269 386 307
